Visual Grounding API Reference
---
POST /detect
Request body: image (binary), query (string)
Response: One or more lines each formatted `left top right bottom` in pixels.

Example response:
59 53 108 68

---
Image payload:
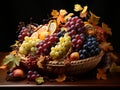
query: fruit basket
46 50 104 76
0 3 116 83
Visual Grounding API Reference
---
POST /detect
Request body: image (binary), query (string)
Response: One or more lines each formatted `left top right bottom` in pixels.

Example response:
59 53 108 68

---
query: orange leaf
96 68 107 80
55 74 66 82
57 15 64 25
51 9 59 18
102 22 112 36
88 11 100 25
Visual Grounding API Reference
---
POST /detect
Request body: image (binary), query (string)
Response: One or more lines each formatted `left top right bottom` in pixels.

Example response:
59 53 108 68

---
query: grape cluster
72 33 85 51
36 30 66 56
79 35 101 59
24 54 38 70
18 26 35 43
50 33 72 59
36 33 59 56
27 70 40 81
19 36 41 55
65 16 85 37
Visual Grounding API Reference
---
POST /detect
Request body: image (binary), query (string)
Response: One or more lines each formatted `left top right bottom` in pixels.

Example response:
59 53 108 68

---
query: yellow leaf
88 11 100 25
80 11 88 18
64 13 74 21
59 9 67 16
102 22 112 35
81 6 88 14
74 4 83 12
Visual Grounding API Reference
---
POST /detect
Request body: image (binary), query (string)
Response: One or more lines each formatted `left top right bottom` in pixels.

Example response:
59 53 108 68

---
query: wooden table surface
0 52 120 89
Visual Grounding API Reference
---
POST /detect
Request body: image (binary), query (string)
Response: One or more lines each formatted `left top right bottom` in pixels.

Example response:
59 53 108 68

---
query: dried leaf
64 13 74 21
80 11 88 18
102 22 112 36
81 6 88 14
109 52 118 60
57 15 65 25
110 63 120 72
51 9 59 18
55 74 66 82
74 4 83 12
99 42 114 52
96 68 107 80
60 9 67 16
37 55 45 69
88 11 100 25
0 65 7 70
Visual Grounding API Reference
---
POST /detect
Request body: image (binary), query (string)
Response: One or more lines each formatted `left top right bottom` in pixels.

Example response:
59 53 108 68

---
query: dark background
0 0 120 52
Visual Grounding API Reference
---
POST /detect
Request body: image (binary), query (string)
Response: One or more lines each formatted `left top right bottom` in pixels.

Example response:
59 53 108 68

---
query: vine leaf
88 11 100 25
2 52 21 69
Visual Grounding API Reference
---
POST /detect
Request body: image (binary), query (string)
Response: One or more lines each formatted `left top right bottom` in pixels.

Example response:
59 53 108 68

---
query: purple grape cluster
27 70 40 81
72 33 85 51
79 35 101 59
36 33 59 56
18 26 34 43
65 16 85 37
36 30 66 56
24 54 38 70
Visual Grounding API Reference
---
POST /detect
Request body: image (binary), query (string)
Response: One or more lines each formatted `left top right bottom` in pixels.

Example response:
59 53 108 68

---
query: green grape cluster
50 33 72 59
19 36 41 55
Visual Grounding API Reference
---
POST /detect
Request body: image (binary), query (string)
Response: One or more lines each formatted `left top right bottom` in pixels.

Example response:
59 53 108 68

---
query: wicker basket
46 51 104 76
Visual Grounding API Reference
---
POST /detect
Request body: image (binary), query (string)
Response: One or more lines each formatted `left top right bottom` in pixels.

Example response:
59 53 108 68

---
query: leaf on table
35 77 44 85
2 53 21 69
96 68 107 80
55 73 66 82
110 63 120 72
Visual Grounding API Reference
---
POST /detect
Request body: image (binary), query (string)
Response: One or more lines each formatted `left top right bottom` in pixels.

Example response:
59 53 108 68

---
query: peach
69 52 80 61
13 69 25 78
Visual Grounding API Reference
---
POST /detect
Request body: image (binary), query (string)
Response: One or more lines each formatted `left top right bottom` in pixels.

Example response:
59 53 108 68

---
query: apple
69 52 80 61
13 69 25 78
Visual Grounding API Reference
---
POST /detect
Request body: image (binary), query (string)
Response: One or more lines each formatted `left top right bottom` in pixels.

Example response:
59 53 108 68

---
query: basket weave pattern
46 51 104 75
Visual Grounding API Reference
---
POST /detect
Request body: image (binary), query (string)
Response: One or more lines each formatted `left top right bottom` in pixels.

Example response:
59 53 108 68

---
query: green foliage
2 53 21 69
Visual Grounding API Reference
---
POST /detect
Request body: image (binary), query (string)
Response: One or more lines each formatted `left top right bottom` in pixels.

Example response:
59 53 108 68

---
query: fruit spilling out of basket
0 4 118 84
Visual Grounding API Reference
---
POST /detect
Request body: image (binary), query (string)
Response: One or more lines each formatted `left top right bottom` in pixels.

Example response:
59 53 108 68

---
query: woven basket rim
46 50 104 67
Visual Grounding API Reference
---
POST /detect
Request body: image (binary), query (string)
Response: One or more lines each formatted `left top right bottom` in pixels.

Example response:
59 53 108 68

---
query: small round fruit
13 69 25 78
69 52 80 61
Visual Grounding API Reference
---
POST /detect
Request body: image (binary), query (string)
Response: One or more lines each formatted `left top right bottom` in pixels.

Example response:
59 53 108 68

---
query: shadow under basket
46 51 104 76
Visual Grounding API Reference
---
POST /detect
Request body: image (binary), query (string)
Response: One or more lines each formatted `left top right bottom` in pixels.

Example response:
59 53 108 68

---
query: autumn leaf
110 63 120 72
80 11 88 18
59 9 67 16
64 13 74 21
96 68 107 80
74 4 83 12
99 42 114 52
102 22 112 36
51 9 59 18
88 11 100 25
37 55 45 69
55 73 66 82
